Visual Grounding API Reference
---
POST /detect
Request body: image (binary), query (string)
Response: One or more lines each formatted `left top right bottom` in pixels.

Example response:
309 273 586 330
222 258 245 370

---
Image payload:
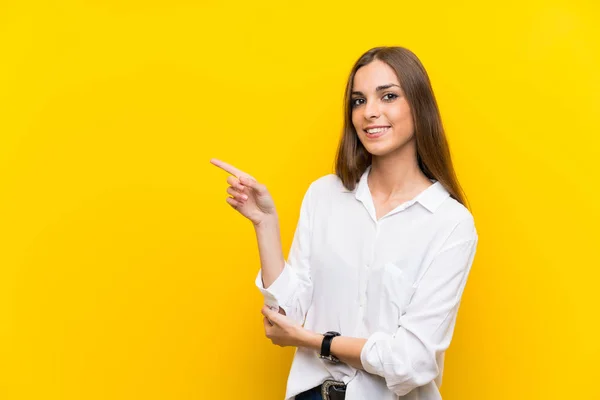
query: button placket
360 223 378 310
356 223 376 334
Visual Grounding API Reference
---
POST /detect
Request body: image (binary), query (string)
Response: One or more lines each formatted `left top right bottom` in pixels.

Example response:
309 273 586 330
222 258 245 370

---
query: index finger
210 158 245 177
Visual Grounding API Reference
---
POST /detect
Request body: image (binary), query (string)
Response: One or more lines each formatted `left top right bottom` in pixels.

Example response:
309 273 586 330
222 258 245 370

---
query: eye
383 93 399 102
351 98 365 108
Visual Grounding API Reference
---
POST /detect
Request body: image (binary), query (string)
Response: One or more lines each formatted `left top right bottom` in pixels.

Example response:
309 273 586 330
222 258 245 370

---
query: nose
364 99 380 120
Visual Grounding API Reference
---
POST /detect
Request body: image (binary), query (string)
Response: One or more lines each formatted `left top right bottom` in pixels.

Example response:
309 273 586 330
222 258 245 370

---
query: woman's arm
254 215 286 290
255 182 315 324
211 158 288 303
261 306 366 369
299 330 367 370
212 158 314 322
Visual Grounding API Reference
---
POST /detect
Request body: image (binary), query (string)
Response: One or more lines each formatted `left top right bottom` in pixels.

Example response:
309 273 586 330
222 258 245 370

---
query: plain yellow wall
1 1 598 399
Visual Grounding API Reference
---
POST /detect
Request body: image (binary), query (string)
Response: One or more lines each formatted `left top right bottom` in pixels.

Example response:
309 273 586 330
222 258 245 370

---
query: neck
368 143 430 200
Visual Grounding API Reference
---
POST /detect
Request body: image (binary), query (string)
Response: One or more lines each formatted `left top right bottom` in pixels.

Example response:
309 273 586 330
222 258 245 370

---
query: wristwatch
319 331 341 363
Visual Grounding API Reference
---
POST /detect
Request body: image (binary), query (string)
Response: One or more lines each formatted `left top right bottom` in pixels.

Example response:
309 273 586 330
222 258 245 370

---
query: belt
298 380 346 400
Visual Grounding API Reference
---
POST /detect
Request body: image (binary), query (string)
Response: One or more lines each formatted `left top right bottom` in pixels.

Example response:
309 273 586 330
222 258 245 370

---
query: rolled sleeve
255 263 297 319
360 220 478 396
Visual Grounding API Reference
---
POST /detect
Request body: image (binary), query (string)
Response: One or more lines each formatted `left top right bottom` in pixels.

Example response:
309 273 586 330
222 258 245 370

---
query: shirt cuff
255 264 294 310
360 331 392 376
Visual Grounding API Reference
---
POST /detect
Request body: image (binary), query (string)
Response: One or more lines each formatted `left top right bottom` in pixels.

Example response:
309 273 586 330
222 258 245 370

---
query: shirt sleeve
254 182 315 325
359 218 478 396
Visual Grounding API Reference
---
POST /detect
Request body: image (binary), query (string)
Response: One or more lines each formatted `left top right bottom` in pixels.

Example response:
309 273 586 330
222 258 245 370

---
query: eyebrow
351 83 401 96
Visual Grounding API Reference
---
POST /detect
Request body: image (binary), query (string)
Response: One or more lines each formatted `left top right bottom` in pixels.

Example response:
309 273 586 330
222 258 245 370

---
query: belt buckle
320 379 345 400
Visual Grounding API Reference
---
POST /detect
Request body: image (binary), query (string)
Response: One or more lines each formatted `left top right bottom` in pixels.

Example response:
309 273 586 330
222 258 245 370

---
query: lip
364 126 391 139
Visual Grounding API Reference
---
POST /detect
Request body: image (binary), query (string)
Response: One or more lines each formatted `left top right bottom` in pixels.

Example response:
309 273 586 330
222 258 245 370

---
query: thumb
261 306 281 324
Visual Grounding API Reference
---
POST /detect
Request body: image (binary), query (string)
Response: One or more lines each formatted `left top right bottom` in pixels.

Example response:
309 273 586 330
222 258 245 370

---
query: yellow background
1 0 598 399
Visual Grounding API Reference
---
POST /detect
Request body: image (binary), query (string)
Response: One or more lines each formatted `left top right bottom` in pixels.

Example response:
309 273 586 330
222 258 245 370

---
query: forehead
352 60 400 91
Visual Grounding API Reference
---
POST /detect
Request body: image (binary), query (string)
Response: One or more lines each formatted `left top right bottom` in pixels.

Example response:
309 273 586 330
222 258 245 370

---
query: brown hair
334 46 468 208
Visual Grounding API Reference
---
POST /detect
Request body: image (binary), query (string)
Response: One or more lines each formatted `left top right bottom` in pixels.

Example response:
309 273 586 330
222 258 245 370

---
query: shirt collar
353 165 450 214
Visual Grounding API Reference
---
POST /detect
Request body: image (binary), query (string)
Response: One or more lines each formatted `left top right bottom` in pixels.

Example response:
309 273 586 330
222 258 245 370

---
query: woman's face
351 60 415 158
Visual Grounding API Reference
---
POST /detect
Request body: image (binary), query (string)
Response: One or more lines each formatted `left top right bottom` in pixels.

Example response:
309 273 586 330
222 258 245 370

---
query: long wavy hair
335 46 468 207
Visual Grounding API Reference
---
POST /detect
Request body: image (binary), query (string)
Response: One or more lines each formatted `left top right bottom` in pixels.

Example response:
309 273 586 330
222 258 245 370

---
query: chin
366 148 395 157
361 136 415 158
361 142 396 157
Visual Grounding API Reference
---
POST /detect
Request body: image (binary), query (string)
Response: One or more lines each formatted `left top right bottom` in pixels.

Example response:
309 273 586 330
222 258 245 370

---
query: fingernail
242 194 248 200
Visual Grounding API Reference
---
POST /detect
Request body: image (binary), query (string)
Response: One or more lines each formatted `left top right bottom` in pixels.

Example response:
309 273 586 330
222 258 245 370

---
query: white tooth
367 127 388 134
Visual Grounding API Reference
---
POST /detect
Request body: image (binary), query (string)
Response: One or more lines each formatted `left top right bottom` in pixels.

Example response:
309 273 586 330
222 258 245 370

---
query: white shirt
256 166 478 400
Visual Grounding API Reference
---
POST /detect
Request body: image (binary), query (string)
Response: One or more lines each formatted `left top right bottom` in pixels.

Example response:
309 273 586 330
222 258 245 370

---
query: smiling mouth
364 126 390 138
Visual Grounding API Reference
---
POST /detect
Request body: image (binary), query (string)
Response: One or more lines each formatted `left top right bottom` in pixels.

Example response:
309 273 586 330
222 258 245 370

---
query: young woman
211 46 478 400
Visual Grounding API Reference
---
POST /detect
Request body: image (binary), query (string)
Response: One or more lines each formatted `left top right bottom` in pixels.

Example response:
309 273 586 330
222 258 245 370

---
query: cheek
388 104 413 127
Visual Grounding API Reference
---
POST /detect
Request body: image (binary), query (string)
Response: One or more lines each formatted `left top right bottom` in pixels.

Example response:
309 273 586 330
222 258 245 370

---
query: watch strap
320 331 340 359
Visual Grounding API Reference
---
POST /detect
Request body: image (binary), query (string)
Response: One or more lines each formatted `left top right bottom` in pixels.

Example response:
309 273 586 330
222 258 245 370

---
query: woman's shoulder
439 195 473 221
306 173 347 196
435 194 478 240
